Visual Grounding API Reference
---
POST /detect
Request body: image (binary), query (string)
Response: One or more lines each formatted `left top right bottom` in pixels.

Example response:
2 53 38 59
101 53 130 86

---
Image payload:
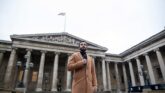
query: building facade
0 30 165 93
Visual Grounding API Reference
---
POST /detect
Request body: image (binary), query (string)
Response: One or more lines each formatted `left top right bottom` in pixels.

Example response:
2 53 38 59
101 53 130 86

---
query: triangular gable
11 32 108 51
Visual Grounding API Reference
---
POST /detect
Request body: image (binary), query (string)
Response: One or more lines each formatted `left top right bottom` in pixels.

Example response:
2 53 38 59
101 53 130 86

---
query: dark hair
79 41 87 47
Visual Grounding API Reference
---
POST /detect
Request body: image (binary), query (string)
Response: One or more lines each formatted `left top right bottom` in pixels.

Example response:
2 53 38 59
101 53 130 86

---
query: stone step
0 82 3 88
14 91 125 93
0 88 11 93
25 91 112 93
148 90 165 93
0 88 111 93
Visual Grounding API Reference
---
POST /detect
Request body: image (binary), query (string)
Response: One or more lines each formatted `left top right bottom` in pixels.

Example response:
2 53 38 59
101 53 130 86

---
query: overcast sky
0 0 165 54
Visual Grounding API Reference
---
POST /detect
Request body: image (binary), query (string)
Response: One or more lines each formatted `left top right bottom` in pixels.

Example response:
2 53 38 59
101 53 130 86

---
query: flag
58 12 66 16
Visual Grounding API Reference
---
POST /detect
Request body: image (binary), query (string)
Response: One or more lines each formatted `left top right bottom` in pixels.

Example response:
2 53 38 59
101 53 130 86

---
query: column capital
12 47 18 50
0 50 6 53
41 50 47 53
143 53 148 56
101 57 106 60
154 48 160 52
54 52 60 55
127 60 131 63
26 48 32 52
135 56 139 60
115 62 120 64
89 55 97 59
123 62 127 65
106 61 111 64
67 53 72 56
93 56 97 59
105 61 108 64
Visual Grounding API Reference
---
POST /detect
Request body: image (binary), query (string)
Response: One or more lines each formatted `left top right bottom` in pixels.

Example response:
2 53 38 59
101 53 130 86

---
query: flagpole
64 13 66 32
58 12 66 32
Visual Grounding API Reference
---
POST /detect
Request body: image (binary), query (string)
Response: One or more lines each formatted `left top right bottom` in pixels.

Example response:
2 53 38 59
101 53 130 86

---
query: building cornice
10 32 108 52
0 40 12 45
105 53 122 57
120 29 165 57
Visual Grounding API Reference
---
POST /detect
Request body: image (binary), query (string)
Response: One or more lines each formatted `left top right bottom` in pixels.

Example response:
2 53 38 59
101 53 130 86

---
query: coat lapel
78 52 89 61
78 52 83 60
78 52 89 68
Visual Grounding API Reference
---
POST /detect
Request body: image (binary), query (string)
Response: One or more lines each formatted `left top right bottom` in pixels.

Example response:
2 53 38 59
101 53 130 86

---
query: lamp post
140 65 149 86
16 60 33 93
16 61 25 88
44 73 49 91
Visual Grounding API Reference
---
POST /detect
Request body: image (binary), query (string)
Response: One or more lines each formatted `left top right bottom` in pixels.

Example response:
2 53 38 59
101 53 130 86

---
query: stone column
0 51 5 81
106 62 111 91
23 49 32 88
92 56 96 70
92 56 97 84
0 50 5 67
122 63 128 93
66 53 71 91
66 71 71 91
102 57 107 91
51 52 60 91
144 53 156 84
135 57 145 86
128 60 136 86
115 63 120 92
155 48 165 81
4 48 17 89
36 51 46 91
96 58 101 91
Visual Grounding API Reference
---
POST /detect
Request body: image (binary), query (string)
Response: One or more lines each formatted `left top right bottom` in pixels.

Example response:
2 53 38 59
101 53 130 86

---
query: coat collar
78 52 90 67
78 52 89 60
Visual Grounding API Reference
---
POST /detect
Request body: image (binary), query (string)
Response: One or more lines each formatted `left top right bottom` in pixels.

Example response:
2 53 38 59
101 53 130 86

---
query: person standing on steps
67 41 97 93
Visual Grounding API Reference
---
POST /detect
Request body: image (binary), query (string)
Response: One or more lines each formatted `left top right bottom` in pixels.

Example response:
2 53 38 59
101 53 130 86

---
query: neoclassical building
0 30 165 93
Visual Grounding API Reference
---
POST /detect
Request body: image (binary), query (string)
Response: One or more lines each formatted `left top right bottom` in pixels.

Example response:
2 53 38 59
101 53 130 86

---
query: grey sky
0 0 165 54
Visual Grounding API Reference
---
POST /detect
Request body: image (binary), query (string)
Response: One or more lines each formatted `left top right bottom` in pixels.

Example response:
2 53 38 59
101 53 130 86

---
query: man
67 41 97 93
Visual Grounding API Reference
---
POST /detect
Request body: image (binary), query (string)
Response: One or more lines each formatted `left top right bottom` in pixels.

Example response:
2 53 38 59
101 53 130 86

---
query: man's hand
83 59 87 65
93 86 97 93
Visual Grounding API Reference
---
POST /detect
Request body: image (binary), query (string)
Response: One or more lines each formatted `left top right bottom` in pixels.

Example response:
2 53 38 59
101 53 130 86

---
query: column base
116 89 121 93
15 87 26 92
65 89 71 91
36 88 42 91
143 88 151 93
51 88 57 91
104 89 111 92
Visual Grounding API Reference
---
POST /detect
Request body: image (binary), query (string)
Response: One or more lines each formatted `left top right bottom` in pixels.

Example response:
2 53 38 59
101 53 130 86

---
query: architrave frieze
12 40 105 57
31 35 80 45
11 32 108 52
105 53 123 62
120 30 165 56
105 56 123 62
13 37 106 52
0 40 12 51
123 38 165 61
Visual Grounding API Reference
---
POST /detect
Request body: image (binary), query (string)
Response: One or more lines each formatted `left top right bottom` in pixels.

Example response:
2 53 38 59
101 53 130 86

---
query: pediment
11 32 108 51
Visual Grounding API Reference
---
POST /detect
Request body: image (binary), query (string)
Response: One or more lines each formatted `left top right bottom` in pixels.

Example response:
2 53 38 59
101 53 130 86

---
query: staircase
148 90 165 93
1 89 165 93
0 90 111 93
0 88 19 93
26 91 112 93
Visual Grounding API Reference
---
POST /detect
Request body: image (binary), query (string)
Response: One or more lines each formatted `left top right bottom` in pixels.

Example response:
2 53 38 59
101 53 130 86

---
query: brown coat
67 52 97 93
